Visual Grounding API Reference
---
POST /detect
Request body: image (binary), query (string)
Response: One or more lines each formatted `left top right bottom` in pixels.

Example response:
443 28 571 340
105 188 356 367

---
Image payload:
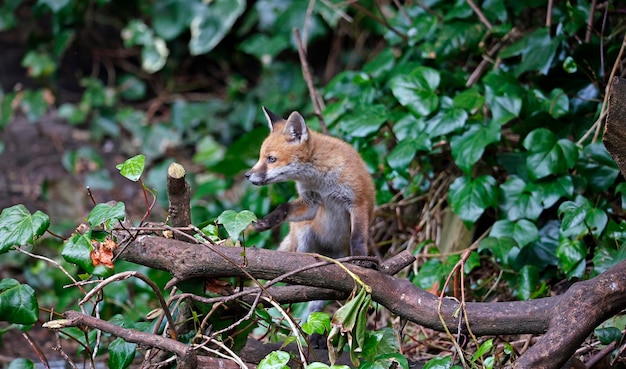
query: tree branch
46 311 244 369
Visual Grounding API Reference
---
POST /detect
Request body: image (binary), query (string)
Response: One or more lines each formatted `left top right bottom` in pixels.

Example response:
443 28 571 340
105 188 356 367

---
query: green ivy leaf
340 104 389 138
61 232 94 273
188 0 246 55
523 128 578 180
0 205 50 253
217 210 257 240
489 95 522 125
390 67 440 117
302 312 331 336
563 56 577 73
533 175 574 209
87 202 126 229
516 265 539 300
426 107 468 138
453 87 485 112
544 88 569 118
595 327 622 345
141 38 169 73
258 350 290 369
21 50 56 78
20 89 49 123
118 74 147 101
450 121 500 175
413 258 443 289
121 19 153 47
499 28 559 76
386 136 430 170
556 237 586 279
490 219 539 248
361 328 400 363
423 356 452 369
116 155 145 182
0 278 39 325
478 236 518 265
576 142 619 192
558 197 608 238
7 358 35 369
108 338 136 369
499 177 543 221
616 183 626 209
151 0 194 40
449 175 498 224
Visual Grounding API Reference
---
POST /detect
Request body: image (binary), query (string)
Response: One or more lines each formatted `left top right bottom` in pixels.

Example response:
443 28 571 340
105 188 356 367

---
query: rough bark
604 77 626 177
114 234 612 337
166 162 192 238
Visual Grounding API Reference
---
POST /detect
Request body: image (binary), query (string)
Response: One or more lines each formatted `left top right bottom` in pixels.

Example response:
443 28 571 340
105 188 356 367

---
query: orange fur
245 107 375 259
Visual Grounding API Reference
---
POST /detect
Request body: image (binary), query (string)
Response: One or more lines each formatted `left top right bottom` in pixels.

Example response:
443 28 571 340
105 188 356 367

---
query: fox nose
245 171 251 179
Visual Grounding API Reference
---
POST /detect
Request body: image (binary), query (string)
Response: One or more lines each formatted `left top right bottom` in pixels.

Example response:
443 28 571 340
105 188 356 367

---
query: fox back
246 107 375 259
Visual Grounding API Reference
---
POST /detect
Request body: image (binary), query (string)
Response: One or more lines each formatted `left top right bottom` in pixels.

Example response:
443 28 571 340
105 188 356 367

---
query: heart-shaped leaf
0 205 50 253
390 67 440 117
523 128 577 180
0 278 39 325
217 210 257 241
450 121 500 175
490 219 538 248
449 175 498 225
499 177 543 221
116 155 145 182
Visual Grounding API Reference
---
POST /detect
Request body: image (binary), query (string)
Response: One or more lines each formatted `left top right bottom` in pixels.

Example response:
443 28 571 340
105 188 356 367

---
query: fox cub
246 107 375 261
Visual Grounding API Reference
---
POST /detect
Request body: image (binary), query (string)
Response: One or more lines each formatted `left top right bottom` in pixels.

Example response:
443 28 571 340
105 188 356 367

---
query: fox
246 107 376 262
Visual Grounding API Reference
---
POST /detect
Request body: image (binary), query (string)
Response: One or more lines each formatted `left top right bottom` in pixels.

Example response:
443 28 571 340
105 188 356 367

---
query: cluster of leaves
315 2 624 301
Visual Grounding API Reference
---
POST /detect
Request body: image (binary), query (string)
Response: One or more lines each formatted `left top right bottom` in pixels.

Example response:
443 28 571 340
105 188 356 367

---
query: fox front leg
254 198 319 232
254 203 290 232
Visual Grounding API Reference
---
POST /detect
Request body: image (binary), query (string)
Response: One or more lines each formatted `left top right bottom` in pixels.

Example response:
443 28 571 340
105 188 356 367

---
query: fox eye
267 156 277 163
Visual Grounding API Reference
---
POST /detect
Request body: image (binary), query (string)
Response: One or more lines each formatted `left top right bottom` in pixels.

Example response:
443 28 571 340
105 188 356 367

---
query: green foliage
217 210 257 241
6 358 34 369
328 287 372 366
108 338 136 369
0 278 39 325
0 205 50 253
258 350 290 369
116 154 146 182
302 312 331 336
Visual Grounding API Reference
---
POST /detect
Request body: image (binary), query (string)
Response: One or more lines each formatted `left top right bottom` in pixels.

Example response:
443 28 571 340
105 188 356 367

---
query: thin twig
21 331 50 369
585 0 597 43
302 0 316 50
350 1 408 41
578 33 626 144
194 337 249 369
293 28 328 134
466 0 492 30
79 271 178 341
14 247 88 295
546 0 553 28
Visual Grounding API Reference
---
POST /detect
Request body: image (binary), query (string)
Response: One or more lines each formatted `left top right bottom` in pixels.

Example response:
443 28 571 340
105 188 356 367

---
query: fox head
245 107 310 186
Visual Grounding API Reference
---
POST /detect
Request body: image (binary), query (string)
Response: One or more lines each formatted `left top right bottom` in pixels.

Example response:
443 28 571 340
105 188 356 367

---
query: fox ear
283 111 309 143
262 107 284 132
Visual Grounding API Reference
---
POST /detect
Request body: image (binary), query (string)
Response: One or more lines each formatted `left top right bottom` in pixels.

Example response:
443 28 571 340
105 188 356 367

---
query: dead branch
293 28 328 135
114 233 626 339
166 162 192 238
48 311 243 369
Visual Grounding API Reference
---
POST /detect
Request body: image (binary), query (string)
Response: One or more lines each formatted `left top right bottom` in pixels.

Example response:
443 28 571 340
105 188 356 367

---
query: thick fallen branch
114 234 626 345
